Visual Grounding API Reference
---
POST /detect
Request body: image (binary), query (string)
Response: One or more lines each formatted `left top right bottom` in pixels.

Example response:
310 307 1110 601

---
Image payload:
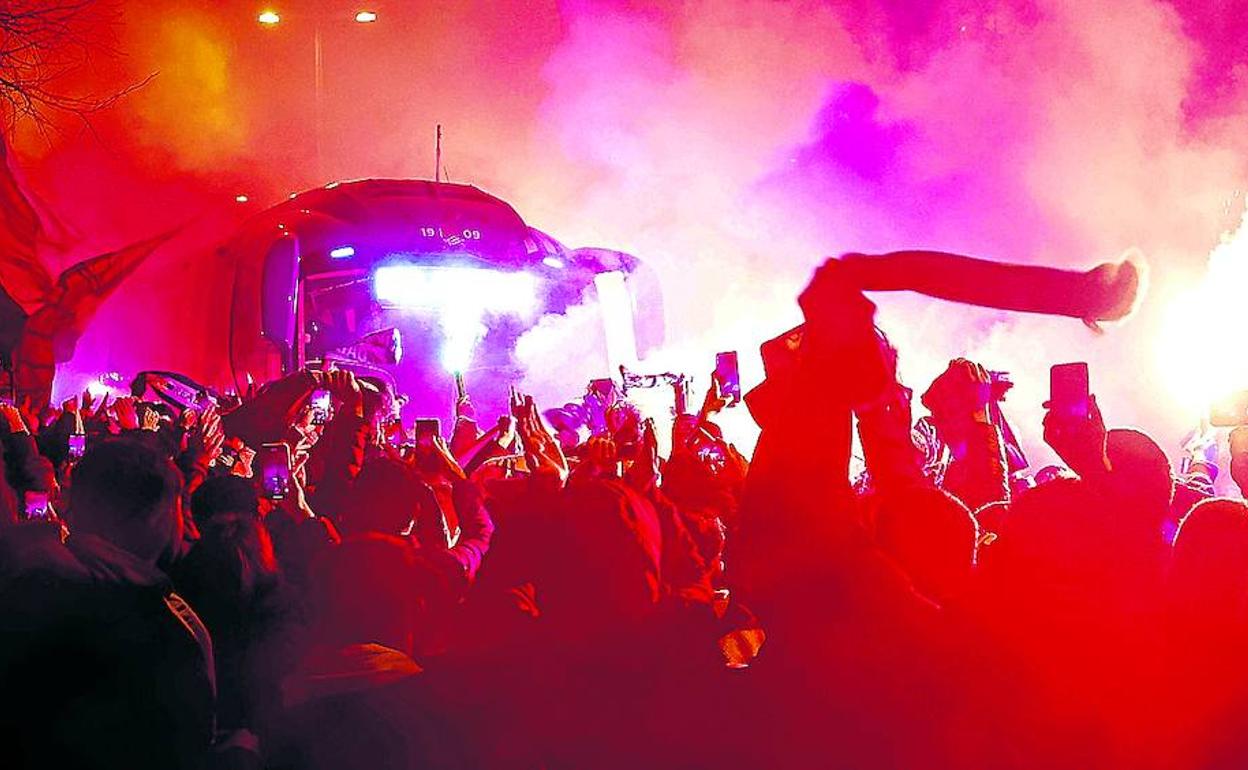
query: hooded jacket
0 525 216 770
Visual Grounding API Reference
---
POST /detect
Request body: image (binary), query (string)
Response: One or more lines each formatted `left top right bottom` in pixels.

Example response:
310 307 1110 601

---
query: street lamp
254 9 378 181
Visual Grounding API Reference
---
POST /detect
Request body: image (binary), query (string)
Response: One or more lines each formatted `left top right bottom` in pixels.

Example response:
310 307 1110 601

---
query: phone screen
67 433 86 461
309 389 332 425
1049 362 1090 419
715 351 742 406
217 446 239 471
414 418 441 447
24 491 51 520
259 443 291 499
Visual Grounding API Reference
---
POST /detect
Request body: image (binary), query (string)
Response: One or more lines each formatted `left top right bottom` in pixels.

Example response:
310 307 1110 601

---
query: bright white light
354 10 377 22
1157 202 1248 418
86 373 125 401
374 264 540 372
235 194 249 203
439 309 487 373
329 246 355 259
258 10 281 24
374 265 538 317
86 379 112 399
542 256 565 269
594 271 638 370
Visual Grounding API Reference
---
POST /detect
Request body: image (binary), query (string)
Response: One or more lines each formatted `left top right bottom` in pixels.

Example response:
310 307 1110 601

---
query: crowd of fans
2 258 1248 769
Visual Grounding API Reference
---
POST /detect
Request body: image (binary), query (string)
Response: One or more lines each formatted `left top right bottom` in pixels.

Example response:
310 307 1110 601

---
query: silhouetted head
986 478 1104 600
1106 428 1173 531
344 458 424 536
1170 497 1248 622
310 534 424 655
546 479 665 630
183 475 277 609
873 484 977 604
191 474 259 522
67 439 183 563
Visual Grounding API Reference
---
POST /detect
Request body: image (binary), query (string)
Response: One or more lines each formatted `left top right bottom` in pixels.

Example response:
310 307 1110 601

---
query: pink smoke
7 0 1248 465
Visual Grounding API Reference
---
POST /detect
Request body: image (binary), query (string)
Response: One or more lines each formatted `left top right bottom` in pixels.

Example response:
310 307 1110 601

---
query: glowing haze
9 0 1248 464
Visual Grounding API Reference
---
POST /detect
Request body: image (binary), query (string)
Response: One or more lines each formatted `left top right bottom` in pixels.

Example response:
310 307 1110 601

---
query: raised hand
79 389 96 419
699 372 729 421
85 393 112 429
324 367 364 417
797 257 878 341
1043 393 1109 476
579 435 619 479
0 402 29 434
186 405 225 466
922 358 992 431
495 413 517 448
113 396 140 431
278 461 317 519
625 418 660 492
140 405 161 432
430 435 467 481
511 389 568 482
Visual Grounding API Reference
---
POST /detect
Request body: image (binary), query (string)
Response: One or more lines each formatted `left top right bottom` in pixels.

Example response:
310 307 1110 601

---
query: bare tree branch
0 0 154 133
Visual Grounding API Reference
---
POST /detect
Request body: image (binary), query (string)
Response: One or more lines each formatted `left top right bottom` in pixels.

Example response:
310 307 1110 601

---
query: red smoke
7 0 1248 462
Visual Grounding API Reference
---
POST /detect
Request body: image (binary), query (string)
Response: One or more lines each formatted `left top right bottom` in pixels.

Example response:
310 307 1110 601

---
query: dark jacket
0 526 216 770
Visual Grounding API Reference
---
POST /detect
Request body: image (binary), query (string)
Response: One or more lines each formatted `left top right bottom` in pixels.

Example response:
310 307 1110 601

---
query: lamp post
256 9 379 181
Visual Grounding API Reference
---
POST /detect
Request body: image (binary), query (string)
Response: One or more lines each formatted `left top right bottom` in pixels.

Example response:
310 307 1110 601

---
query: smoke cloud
10 0 1248 463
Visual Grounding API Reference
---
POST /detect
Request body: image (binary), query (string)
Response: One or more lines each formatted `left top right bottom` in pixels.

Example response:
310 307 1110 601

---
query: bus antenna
435 125 442 183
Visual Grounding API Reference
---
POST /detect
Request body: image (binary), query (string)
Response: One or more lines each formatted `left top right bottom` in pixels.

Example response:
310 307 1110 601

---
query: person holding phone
0 402 57 521
259 443 293 500
303 367 370 522
0 439 216 769
921 358 1011 511
1042 364 1111 478
713 351 742 407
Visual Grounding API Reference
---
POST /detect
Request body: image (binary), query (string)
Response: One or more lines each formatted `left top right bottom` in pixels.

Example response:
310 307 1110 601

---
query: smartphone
414 418 441 447
67 433 86 461
1049 362 1090 419
454 371 467 402
23 491 51 520
217 445 239 472
1211 391 1248 428
715 351 742 406
258 442 292 500
308 388 332 425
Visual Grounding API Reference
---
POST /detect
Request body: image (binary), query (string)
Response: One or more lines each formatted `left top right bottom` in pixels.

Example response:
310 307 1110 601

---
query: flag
0 138 53 313
12 228 180 406
0 282 26 364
